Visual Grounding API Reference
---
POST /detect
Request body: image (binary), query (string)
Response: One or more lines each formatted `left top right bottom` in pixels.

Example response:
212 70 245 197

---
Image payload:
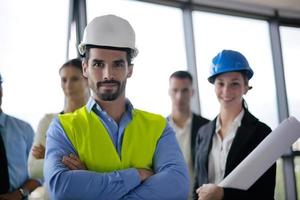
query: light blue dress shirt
44 98 189 200
0 112 34 191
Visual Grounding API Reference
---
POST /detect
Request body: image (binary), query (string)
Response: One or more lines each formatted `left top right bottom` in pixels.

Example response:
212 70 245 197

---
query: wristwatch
18 187 29 200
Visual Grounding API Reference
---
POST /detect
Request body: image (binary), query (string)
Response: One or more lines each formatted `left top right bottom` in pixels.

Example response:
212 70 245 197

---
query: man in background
168 70 209 199
0 72 40 200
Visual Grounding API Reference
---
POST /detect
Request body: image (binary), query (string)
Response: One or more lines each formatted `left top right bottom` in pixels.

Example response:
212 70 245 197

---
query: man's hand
137 168 154 182
0 190 22 200
32 144 45 159
196 184 224 200
62 154 87 170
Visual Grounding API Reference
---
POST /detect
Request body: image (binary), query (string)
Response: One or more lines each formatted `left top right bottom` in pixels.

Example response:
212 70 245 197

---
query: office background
0 0 299 199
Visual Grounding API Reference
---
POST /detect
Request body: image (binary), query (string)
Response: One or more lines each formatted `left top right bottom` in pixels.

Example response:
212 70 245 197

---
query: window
280 26 300 150
0 0 69 129
87 0 186 116
295 157 300 198
275 159 286 200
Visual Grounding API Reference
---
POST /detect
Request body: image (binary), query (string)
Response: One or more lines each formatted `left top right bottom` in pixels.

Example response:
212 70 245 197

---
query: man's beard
95 80 126 101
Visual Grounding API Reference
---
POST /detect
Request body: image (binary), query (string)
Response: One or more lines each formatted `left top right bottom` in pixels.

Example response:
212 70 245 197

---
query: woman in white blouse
194 50 276 200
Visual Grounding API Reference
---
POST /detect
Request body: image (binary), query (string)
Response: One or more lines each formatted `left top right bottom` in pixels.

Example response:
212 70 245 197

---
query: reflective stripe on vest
59 107 166 172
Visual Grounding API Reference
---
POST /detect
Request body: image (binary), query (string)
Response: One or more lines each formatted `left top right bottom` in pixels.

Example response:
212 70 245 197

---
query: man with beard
44 15 189 200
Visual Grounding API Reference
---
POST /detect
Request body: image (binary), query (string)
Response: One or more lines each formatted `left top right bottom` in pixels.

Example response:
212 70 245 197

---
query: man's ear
82 60 88 78
168 87 172 96
191 88 195 97
127 64 133 78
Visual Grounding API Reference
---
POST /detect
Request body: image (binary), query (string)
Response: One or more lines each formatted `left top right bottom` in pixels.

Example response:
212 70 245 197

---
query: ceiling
138 0 300 20
191 0 300 18
217 0 300 12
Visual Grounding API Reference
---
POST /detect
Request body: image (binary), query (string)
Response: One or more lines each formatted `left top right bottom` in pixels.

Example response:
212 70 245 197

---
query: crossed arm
44 118 189 200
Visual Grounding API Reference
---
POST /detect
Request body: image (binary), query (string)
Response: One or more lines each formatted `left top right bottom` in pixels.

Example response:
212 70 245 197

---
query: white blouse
208 109 245 184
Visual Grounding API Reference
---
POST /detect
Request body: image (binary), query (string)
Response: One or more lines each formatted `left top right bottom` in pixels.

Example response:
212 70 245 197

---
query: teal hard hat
208 50 254 83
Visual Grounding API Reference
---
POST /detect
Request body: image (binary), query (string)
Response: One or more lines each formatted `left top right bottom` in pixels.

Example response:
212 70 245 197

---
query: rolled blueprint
219 116 300 190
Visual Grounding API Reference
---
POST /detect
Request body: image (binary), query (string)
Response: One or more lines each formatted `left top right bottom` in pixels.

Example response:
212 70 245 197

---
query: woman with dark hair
194 50 276 200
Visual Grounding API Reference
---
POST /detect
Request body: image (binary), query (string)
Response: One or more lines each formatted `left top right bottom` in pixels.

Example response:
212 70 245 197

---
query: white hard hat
78 14 138 57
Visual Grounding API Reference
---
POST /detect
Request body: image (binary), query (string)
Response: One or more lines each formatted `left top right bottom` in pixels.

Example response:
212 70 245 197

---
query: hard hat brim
208 68 254 84
78 43 138 58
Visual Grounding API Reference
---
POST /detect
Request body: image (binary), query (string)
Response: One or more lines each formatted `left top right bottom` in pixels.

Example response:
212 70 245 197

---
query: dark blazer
191 113 209 166
194 109 276 200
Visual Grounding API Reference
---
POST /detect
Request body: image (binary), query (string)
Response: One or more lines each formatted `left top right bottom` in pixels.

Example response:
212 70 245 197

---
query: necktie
0 128 9 194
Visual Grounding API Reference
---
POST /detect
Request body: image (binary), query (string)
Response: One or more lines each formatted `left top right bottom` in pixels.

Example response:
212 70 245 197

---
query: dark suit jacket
191 113 209 166
194 110 276 200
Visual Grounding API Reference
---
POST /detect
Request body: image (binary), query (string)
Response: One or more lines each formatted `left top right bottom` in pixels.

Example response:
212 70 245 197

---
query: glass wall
193 11 278 129
275 159 286 200
295 157 300 199
280 26 300 151
0 0 69 129
280 26 300 199
87 0 187 116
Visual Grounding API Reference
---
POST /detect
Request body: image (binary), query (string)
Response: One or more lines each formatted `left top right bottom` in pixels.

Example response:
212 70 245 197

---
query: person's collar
169 113 192 129
86 96 134 114
216 109 245 132
86 97 97 112
234 109 245 127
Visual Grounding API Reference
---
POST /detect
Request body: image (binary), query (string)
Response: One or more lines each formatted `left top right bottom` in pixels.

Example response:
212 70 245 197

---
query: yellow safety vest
59 106 166 172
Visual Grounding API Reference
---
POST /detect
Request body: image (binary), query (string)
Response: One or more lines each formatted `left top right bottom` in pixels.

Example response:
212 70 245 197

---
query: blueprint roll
219 116 300 190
